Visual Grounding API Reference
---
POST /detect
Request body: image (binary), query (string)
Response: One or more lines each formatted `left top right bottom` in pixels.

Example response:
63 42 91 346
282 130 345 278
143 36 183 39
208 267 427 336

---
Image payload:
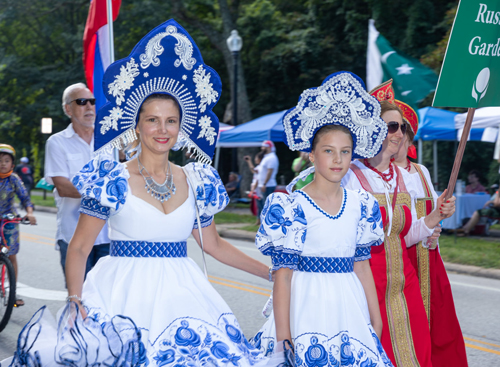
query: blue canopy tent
415 107 488 187
214 110 287 168
217 110 287 147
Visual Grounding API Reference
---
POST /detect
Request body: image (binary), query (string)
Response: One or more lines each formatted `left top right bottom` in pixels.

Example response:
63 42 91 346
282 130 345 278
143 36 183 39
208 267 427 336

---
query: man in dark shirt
14 157 34 196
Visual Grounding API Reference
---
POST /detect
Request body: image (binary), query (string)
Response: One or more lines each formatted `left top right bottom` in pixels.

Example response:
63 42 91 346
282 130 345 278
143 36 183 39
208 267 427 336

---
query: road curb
443 262 500 280
218 227 500 281
33 205 58 214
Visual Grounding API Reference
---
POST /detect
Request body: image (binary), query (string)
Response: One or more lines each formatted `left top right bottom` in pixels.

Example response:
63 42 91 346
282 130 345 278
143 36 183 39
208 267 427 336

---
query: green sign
433 0 500 108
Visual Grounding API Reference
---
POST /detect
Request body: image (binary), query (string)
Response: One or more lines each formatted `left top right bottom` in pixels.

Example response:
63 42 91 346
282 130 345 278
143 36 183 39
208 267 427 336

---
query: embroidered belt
297 256 354 273
110 241 187 258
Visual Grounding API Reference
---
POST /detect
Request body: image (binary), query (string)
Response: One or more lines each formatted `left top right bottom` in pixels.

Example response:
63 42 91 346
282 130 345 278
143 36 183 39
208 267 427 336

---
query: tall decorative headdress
94 19 222 164
282 71 387 159
369 79 419 158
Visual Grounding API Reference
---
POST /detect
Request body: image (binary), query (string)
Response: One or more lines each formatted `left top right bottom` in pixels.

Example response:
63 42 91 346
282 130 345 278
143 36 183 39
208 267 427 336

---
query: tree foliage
2 0 493 188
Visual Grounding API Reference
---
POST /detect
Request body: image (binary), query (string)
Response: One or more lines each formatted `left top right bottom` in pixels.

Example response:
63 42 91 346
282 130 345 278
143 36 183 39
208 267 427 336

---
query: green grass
214 212 255 224
30 195 56 208
439 235 500 269
226 202 251 209
15 193 56 208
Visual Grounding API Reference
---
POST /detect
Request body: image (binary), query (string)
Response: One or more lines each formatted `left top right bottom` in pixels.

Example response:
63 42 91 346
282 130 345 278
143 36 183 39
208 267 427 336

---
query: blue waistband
297 256 354 273
110 241 187 258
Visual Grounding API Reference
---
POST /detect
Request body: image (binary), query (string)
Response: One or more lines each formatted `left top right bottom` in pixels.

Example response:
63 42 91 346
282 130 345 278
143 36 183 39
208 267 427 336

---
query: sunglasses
70 98 96 106
387 121 407 135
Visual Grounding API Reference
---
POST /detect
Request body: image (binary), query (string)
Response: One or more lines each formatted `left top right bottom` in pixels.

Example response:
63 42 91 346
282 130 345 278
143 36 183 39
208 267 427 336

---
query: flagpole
106 0 115 63
106 0 118 161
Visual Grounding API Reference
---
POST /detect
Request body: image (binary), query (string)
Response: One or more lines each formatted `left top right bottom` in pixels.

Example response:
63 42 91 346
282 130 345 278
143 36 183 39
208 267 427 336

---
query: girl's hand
25 214 37 225
436 190 456 219
429 224 442 240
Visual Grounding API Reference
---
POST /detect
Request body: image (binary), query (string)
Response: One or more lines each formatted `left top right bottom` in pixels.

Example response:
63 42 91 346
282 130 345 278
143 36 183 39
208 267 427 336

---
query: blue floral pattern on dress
9 303 148 367
72 156 129 219
149 316 262 367
255 192 308 270
184 162 229 230
252 330 393 367
355 190 384 261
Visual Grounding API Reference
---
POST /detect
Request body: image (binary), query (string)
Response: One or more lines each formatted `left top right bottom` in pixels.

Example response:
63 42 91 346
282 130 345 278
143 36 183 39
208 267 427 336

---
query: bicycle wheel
0 254 16 332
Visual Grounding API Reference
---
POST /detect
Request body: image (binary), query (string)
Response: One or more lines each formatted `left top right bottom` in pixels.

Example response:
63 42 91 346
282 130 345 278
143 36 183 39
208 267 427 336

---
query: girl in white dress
5 19 271 367
251 72 394 367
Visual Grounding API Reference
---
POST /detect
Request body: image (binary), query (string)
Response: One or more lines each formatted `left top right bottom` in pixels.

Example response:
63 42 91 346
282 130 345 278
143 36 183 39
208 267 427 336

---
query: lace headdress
94 19 222 164
369 79 419 158
282 71 387 159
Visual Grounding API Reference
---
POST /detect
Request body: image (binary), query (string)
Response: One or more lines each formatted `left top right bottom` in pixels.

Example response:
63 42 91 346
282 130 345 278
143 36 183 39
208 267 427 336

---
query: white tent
454 107 500 159
454 107 500 143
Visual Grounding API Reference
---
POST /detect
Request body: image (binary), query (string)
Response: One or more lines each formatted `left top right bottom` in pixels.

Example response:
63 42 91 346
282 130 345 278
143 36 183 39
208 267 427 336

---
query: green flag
367 20 438 108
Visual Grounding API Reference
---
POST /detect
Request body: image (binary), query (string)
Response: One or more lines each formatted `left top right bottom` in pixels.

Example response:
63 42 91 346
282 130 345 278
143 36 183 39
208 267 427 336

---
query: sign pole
445 107 476 200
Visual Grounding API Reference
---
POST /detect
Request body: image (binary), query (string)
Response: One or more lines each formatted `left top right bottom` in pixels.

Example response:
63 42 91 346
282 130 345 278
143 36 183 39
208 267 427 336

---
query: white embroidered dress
7 158 264 367
251 184 393 367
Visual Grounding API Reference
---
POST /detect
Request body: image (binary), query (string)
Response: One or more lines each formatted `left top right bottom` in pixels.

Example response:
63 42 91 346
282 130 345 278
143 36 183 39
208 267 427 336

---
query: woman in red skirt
392 97 468 367
342 80 456 367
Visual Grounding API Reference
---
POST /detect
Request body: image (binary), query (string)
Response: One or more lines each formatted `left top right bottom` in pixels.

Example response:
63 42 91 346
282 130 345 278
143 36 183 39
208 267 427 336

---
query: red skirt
407 246 468 367
371 241 433 367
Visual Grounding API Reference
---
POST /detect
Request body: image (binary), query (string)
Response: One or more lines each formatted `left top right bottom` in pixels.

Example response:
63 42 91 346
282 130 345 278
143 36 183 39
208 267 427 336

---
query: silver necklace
137 156 176 203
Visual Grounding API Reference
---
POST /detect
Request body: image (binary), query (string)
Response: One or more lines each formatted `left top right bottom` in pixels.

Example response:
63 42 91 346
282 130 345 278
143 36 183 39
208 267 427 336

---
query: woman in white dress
5 19 270 367
251 72 394 367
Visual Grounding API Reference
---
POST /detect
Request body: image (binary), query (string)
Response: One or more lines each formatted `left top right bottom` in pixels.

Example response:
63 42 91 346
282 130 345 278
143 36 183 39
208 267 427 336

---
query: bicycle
0 213 29 332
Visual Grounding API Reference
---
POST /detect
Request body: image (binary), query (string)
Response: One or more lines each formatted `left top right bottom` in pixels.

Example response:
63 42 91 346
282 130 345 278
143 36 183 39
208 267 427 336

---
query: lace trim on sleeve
354 247 371 262
79 197 111 220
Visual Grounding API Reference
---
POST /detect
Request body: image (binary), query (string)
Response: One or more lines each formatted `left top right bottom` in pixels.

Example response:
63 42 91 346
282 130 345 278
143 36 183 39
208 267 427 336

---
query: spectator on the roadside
257 140 279 217
466 170 487 194
44 83 110 282
244 151 264 225
225 172 240 198
14 157 34 197
460 182 500 236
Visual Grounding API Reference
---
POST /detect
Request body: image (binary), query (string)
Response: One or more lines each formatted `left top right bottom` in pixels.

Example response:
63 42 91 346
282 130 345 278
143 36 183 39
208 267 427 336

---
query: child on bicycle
0 144 36 307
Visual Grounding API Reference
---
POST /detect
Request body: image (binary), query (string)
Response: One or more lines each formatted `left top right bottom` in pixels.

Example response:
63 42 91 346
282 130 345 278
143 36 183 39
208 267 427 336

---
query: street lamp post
227 30 242 172
41 118 53 199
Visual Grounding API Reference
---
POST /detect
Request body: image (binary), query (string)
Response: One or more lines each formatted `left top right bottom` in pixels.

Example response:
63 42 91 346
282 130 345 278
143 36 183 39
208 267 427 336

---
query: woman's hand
436 190 456 218
425 189 456 228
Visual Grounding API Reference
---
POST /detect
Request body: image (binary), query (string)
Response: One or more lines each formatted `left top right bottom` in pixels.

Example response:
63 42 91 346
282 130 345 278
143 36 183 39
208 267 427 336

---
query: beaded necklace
405 158 412 172
363 158 395 182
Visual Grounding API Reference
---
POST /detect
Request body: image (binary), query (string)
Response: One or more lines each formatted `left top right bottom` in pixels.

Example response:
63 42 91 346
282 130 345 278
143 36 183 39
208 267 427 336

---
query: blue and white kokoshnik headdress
94 19 222 164
283 71 387 159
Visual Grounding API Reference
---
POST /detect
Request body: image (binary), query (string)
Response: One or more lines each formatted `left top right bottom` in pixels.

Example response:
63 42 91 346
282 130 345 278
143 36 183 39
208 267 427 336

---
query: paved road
1 211 499 366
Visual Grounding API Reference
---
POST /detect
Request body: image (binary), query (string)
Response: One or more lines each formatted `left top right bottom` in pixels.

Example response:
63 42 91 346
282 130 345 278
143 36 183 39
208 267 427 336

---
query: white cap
20 157 29 163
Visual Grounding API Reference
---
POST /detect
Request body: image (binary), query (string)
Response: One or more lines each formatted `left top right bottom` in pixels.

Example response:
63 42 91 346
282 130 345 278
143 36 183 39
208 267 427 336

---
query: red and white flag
83 0 121 109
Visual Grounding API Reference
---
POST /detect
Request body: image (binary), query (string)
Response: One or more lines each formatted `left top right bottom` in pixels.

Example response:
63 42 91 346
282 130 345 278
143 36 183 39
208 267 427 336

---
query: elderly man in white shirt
257 140 279 218
44 83 110 282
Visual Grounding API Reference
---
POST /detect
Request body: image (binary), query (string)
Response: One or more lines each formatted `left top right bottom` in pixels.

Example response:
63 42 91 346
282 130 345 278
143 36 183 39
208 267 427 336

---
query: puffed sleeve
71 156 129 220
354 190 384 262
184 162 230 229
255 192 308 271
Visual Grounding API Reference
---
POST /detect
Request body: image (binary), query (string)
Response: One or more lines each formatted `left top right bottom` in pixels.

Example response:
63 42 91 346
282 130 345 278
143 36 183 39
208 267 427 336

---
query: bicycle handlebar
1 215 31 225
